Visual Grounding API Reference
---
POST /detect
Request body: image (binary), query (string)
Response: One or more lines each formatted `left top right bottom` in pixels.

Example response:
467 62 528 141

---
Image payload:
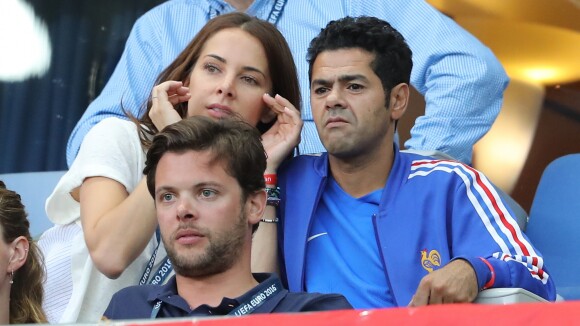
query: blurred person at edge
0 181 47 324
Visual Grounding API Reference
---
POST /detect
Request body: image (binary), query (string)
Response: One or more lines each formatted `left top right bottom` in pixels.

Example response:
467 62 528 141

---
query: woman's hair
130 12 301 149
0 181 47 324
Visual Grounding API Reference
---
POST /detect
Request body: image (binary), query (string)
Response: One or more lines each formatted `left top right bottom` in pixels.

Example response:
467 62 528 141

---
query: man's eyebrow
311 74 370 86
154 181 223 195
154 185 174 197
195 181 222 189
205 54 266 78
338 74 369 83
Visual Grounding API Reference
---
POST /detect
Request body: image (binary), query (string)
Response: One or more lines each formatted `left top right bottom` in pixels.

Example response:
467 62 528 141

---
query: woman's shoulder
86 117 141 143
96 117 138 130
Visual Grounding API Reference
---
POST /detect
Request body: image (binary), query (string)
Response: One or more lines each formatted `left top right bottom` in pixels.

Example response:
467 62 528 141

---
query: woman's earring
9 270 14 284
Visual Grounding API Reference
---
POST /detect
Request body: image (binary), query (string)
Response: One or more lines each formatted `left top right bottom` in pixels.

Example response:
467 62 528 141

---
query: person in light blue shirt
66 0 508 166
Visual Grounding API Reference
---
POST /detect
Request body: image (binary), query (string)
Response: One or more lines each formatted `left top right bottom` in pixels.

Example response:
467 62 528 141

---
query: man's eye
200 189 216 198
314 87 328 95
348 84 364 90
162 193 174 201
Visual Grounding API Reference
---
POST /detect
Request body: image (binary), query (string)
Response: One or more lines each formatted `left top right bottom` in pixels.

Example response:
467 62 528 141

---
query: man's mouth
326 116 348 127
175 228 204 244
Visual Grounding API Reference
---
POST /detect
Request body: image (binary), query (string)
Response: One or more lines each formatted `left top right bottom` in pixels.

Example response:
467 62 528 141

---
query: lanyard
266 0 287 25
140 228 173 286
209 0 288 26
150 277 283 318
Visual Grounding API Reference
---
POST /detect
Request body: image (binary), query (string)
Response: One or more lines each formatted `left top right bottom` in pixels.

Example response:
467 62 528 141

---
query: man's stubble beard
164 210 248 278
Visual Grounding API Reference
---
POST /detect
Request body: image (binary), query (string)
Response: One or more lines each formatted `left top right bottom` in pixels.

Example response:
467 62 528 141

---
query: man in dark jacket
103 117 351 320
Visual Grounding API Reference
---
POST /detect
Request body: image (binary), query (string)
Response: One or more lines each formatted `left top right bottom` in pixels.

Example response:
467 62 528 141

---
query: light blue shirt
65 0 508 165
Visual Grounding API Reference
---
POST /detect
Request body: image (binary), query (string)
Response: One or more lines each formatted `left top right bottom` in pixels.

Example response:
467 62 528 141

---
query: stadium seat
0 171 66 238
525 153 580 301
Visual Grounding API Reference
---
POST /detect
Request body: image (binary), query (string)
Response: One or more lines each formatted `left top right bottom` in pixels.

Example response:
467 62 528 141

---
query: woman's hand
261 94 303 173
149 81 191 131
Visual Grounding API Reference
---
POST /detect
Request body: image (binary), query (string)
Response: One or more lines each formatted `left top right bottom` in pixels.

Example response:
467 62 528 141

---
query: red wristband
479 257 495 290
264 174 277 186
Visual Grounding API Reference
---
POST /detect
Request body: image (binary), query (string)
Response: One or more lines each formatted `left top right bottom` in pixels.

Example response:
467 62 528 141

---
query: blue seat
0 171 66 238
526 154 580 301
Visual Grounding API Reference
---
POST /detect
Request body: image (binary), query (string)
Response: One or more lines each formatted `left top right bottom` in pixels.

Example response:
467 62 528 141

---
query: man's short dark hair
144 116 266 206
307 16 413 98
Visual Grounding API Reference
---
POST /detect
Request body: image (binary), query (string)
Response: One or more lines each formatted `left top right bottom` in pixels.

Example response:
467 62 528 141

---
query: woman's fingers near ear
261 94 303 128
152 81 189 101
152 81 179 99
263 94 301 116
167 92 191 105
263 93 285 113
273 94 298 112
260 108 277 124
150 81 189 130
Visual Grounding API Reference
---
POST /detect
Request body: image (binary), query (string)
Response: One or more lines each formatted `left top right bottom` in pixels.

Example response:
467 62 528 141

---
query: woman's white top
39 118 167 323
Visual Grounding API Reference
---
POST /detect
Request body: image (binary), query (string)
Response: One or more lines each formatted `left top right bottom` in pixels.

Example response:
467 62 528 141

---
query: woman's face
186 28 273 126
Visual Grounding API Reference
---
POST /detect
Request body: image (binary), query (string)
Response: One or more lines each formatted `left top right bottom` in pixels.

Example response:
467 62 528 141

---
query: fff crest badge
421 249 441 273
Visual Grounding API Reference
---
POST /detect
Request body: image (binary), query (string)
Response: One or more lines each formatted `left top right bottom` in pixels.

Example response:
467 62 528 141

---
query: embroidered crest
421 249 441 273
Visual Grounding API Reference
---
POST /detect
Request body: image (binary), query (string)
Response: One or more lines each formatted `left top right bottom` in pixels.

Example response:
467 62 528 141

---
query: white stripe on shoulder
307 232 328 242
410 160 549 281
408 160 540 262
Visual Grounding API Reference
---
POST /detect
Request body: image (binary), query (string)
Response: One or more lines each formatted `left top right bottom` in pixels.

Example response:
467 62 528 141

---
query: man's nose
176 199 195 220
325 88 345 110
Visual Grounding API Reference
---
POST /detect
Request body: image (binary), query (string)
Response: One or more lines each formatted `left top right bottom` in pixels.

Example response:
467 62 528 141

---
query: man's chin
173 260 220 278
171 252 232 278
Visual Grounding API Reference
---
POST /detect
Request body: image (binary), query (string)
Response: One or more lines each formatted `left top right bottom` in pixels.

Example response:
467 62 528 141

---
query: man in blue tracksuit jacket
274 16 556 308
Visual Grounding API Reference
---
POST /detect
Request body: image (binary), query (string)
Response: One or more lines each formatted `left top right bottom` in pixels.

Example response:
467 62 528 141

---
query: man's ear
246 189 267 226
389 83 409 121
7 236 29 273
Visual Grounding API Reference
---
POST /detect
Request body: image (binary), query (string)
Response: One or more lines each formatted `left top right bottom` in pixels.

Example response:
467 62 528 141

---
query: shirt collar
148 275 178 302
235 273 273 303
206 0 274 17
147 273 278 315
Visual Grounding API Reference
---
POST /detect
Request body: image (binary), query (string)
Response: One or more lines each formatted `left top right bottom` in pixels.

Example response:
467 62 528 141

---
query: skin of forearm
251 204 279 274
81 178 158 279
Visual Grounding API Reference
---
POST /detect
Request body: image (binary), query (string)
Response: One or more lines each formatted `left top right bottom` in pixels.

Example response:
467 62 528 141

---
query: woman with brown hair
39 12 302 323
0 181 47 324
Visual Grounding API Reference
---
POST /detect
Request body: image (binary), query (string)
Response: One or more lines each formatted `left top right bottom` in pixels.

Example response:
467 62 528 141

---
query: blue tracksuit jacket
277 149 556 306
